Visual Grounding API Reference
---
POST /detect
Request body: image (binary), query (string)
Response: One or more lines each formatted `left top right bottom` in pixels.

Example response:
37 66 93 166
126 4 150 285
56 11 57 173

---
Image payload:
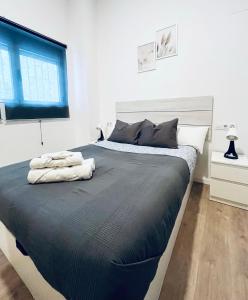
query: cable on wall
39 120 44 146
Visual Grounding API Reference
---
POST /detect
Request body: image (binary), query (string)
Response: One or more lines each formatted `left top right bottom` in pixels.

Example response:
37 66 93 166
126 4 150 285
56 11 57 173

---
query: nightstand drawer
211 163 248 185
210 178 248 206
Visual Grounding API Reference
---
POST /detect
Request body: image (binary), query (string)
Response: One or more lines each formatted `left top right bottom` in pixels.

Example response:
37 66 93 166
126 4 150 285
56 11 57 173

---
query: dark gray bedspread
0 145 190 300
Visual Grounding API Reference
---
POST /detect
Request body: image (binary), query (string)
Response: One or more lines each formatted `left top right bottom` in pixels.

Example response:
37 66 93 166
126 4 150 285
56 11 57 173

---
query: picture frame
137 42 156 73
156 24 178 60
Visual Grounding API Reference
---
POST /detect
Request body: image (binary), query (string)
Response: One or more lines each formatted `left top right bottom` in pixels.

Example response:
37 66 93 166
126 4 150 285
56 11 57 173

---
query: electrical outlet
215 124 228 131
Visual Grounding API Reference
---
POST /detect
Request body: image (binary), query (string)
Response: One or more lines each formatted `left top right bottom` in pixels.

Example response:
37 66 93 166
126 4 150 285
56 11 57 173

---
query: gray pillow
108 119 152 145
138 118 178 148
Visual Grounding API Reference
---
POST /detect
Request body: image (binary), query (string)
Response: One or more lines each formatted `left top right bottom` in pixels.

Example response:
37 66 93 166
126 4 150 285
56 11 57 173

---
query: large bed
0 96 213 300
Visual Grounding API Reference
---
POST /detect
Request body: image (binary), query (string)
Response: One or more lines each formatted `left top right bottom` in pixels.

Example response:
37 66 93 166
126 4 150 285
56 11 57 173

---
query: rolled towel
41 151 75 160
83 158 95 172
30 152 83 169
28 164 92 184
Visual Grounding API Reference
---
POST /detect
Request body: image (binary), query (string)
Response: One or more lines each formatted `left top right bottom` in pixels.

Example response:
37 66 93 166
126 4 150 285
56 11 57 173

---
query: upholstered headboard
115 96 214 183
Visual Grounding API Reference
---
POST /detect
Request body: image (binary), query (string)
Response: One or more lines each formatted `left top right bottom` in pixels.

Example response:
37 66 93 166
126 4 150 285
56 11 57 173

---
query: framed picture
156 24 178 59
137 42 156 73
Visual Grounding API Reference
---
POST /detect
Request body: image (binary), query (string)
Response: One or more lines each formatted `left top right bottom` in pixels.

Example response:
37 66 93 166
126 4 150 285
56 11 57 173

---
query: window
0 44 14 102
0 17 69 120
20 50 60 104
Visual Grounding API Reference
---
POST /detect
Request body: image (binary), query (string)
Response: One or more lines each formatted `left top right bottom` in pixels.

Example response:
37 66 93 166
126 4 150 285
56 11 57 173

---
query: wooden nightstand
210 151 248 210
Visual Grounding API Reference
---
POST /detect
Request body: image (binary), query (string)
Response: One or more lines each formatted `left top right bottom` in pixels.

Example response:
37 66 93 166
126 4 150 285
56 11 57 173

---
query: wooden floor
0 183 247 300
0 252 33 299
160 183 248 300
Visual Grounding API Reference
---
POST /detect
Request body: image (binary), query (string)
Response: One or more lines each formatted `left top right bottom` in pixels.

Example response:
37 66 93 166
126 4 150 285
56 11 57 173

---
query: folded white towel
41 151 75 160
83 158 95 172
28 164 93 184
30 152 83 169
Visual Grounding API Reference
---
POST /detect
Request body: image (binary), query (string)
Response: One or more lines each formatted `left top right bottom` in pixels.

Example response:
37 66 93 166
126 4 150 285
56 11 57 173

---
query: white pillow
177 126 209 154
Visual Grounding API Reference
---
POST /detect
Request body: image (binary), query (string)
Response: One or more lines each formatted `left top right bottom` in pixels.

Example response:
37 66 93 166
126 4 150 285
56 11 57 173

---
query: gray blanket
0 145 190 300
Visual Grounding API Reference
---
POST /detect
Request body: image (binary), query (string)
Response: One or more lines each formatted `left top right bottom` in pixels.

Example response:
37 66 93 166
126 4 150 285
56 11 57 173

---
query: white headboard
115 96 214 183
116 96 213 131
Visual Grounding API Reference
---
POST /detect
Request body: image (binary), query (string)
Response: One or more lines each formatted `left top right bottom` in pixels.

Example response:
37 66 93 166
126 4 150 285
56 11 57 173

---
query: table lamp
96 124 104 141
224 124 238 159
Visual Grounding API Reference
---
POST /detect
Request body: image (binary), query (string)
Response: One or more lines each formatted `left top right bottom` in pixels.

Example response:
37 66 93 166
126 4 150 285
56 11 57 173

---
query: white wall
67 0 99 145
96 0 248 157
0 0 99 167
1 0 247 173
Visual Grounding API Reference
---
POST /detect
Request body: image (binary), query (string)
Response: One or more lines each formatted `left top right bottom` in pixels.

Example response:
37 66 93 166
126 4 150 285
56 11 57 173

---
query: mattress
0 144 195 300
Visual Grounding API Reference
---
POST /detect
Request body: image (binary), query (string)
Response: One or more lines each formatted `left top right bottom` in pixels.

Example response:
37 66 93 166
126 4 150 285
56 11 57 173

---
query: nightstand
210 151 248 210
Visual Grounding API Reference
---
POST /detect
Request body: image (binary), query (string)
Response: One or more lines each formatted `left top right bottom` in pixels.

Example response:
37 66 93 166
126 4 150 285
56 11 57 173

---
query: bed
0 96 213 300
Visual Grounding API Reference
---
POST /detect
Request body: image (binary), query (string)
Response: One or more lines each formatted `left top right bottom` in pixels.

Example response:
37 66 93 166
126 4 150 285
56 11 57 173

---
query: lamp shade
226 125 238 141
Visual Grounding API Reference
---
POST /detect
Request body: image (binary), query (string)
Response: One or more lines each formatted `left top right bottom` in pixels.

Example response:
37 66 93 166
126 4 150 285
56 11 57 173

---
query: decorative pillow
108 119 152 144
138 118 178 148
177 126 209 154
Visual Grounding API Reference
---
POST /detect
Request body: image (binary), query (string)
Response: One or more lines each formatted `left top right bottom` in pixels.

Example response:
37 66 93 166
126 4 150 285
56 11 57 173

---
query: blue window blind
0 43 14 101
0 17 69 120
